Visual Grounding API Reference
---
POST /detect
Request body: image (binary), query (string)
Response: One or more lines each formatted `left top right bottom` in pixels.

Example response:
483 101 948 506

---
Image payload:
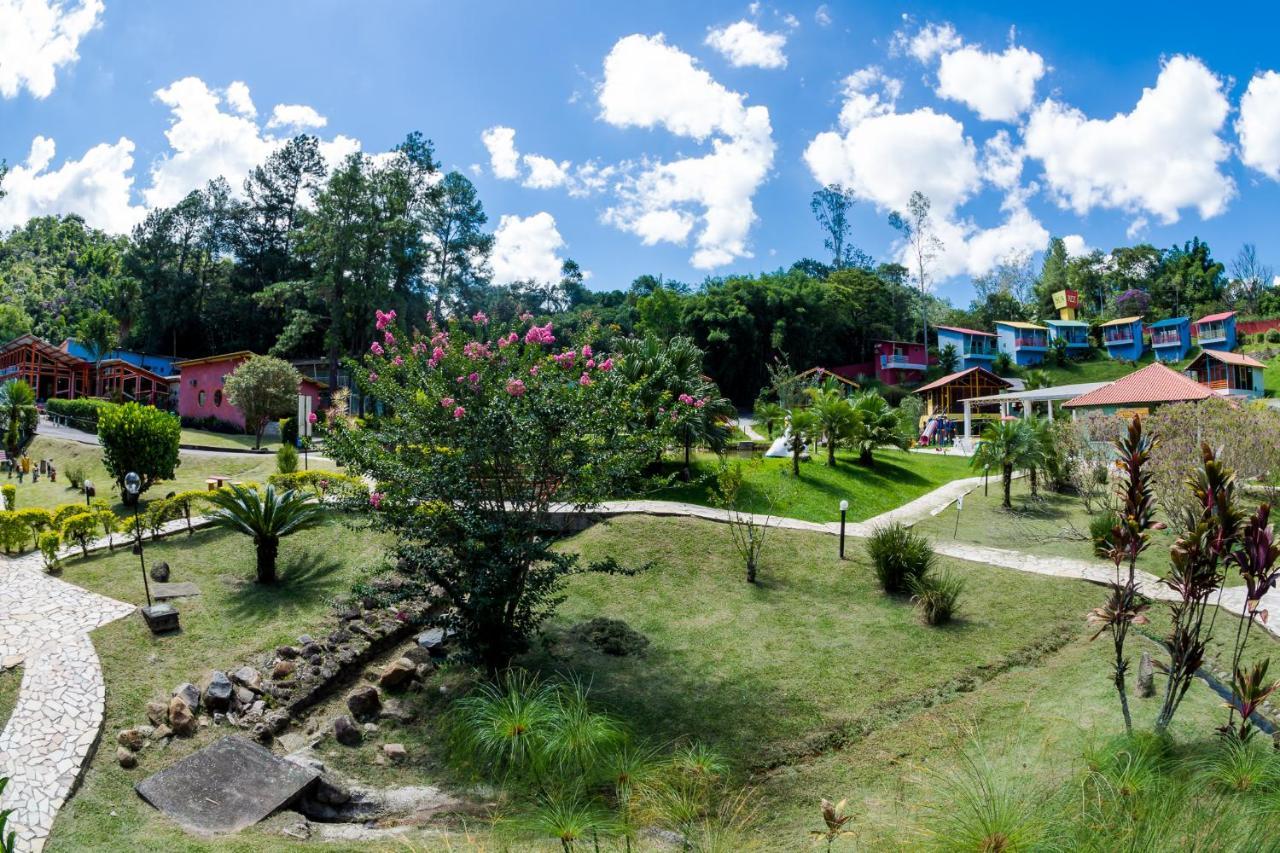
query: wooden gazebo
913 367 1011 419
0 334 91 400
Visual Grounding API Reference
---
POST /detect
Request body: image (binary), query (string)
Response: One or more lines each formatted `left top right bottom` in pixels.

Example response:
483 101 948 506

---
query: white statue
764 414 809 459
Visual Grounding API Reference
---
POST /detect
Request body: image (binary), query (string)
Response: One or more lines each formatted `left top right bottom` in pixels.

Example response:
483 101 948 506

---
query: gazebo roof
914 366 1010 395
0 334 89 368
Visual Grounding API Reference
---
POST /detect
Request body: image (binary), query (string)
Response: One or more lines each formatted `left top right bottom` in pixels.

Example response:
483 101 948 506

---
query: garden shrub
867 522 935 594
993 351 1014 374
909 570 964 625
59 511 98 557
98 402 181 504
276 443 299 474
1 484 13 511
1268 329 1280 344
568 617 650 656
52 503 90 527
279 416 298 446
13 508 52 550
267 470 368 501
64 463 86 489
45 398 115 433
1090 508 1120 553
0 512 27 553
38 529 61 571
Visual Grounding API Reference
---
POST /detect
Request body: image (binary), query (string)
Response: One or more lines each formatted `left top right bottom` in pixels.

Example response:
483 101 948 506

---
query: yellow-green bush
60 512 100 558
38 530 61 571
268 470 367 500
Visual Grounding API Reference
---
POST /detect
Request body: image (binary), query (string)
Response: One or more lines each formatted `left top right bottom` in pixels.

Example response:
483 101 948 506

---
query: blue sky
2 1 1280 306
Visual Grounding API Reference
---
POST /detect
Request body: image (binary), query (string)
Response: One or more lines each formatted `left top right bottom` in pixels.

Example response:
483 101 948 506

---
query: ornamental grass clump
867 522 935 594
909 569 964 625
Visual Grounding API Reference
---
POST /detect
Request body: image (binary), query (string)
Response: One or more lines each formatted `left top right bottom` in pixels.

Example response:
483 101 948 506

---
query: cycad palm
0 380 37 458
752 399 785 439
205 483 326 583
786 408 819 476
849 391 902 465
806 381 856 465
970 419 1037 508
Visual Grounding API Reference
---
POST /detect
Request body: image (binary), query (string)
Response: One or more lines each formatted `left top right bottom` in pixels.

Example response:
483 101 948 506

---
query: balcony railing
883 354 926 370
1196 325 1226 344
1104 333 1134 346
1151 331 1183 347
1014 336 1048 349
965 348 996 358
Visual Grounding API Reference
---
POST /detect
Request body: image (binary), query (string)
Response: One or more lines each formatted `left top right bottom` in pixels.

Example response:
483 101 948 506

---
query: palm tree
937 343 959 374
849 391 903 465
1026 416 1059 497
1023 369 1052 391
752 398 785 439
806 381 856 465
0 380 37 460
785 408 819 476
970 419 1038 508
204 484 326 583
672 383 735 479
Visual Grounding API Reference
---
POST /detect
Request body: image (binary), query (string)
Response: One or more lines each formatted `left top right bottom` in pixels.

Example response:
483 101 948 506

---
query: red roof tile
1063 362 1213 408
1188 350 1266 369
1194 310 1236 325
934 324 996 337
913 366 1011 395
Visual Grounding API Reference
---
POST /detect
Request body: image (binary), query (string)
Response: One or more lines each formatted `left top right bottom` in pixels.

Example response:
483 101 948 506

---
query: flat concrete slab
152 582 201 600
135 736 319 834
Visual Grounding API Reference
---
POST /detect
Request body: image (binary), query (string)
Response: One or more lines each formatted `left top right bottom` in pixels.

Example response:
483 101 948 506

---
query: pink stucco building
175 351 325 430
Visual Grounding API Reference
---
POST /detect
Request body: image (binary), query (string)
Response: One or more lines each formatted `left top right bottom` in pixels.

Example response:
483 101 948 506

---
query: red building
873 340 928 385
0 334 91 400
175 351 325 430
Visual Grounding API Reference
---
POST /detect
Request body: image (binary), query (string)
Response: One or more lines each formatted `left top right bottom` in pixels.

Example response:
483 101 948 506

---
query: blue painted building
1045 319 1090 356
1192 311 1237 352
60 338 179 378
1099 316 1145 361
1148 317 1191 363
995 321 1049 366
934 325 998 371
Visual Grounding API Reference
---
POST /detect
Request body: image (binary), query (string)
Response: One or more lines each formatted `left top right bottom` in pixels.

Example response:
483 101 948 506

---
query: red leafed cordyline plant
1089 415 1162 734
1222 503 1280 740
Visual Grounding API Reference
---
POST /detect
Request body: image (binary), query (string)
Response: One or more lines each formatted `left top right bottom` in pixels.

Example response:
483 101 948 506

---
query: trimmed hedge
45 398 116 434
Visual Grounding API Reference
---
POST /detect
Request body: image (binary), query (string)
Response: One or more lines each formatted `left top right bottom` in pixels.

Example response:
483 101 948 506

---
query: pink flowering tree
325 311 662 670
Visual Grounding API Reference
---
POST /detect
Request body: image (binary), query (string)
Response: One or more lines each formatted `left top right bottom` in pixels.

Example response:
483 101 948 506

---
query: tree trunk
256 535 279 583
1030 467 1038 497
827 437 836 466
746 554 756 584
683 437 691 481
859 448 873 466
1002 464 1013 509
791 448 800 477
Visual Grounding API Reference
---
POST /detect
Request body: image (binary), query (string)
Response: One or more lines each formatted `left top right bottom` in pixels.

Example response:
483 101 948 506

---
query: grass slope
8 436 336 512
648 449 973 523
534 514 1273 847
0 665 19 733
47 518 387 852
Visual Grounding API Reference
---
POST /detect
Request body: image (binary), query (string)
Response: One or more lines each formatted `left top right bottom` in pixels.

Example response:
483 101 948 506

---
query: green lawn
0 665 19 732
47 517 391 853
179 428 279 452
647 448 974 523
532 514 1274 847
1004 349 1199 388
9 436 336 513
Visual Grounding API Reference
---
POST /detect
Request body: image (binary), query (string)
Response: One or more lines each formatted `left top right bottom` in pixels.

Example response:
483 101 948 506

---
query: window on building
213 389 223 407
198 390 206 407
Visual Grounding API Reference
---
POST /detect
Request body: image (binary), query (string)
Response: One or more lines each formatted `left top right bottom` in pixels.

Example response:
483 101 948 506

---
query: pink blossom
598 358 614 372
392 356 404 366
579 373 592 386
678 393 695 405
452 406 466 419
430 331 449 348
506 378 527 397
375 309 397 330
524 322 556 345
307 412 318 424
411 342 427 355
370 341 384 357
440 397 455 408
586 358 595 368
530 365 540 377
472 311 489 325
463 341 491 360
468 372 479 385
369 492 384 509
694 398 706 409
368 371 379 382
582 345 593 359
520 312 534 322
383 330 396 347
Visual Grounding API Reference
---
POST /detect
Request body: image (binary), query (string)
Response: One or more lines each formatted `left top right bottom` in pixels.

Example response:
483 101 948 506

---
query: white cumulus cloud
491 211 566 284
1062 234 1092 257
481 125 520 179
0 0 102 99
1237 70 1280 180
0 134 141 231
898 22 961 62
598 33 775 268
1023 55 1235 225
705 20 787 69
936 44 1045 122
224 81 256 117
522 154 570 189
267 103 327 130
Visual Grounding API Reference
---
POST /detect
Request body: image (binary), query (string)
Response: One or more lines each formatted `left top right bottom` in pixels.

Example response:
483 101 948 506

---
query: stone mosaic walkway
0 518 205 853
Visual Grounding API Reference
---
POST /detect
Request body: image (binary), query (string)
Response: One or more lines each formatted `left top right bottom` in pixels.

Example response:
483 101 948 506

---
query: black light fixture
127 471 179 633
838 499 848 559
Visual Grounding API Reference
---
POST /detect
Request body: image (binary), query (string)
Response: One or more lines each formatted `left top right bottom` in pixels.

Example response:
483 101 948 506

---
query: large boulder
378 658 415 690
346 685 382 719
150 561 170 583
203 671 234 712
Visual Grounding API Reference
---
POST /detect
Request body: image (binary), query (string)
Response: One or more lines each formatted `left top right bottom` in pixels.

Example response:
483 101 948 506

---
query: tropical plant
867 522 935 594
0 379 37 458
849 390 903 465
1223 504 1280 740
1023 369 1052 391
0 776 15 853
669 384 734 478
937 343 959 374
784 408 819 477
76 308 118 396
204 483 325 583
969 419 1037 509
1090 416 1161 734
909 569 964 625
222 355 305 449
98 402 181 505
327 313 660 670
992 351 1013 374
751 399 785 439
806 380 856 465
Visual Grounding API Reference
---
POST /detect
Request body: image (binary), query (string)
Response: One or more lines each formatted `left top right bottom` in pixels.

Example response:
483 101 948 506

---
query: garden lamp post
839 499 848 559
984 464 990 497
127 471 180 633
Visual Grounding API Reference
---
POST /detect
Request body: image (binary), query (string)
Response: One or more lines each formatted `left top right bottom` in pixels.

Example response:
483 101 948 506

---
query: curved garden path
0 549 134 852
